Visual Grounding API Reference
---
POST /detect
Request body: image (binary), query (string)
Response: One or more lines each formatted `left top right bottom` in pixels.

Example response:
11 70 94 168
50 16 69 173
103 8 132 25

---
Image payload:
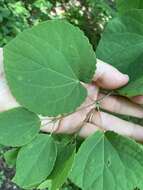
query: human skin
1 48 143 141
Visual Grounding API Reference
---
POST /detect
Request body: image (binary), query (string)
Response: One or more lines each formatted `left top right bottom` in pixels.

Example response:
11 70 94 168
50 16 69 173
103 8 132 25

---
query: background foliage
0 0 114 189
0 0 114 48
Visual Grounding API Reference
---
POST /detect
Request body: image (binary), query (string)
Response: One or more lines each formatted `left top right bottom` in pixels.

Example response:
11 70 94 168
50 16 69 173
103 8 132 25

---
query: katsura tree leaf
70 131 143 190
49 143 75 190
4 148 19 168
0 107 40 147
4 20 96 116
116 0 143 13
13 134 57 189
38 143 75 190
96 9 143 97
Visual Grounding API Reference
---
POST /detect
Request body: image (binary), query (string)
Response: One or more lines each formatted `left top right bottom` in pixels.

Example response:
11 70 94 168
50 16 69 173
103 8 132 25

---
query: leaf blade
96 9 143 97
4 20 96 116
13 134 57 189
38 143 76 190
70 131 143 190
0 107 40 147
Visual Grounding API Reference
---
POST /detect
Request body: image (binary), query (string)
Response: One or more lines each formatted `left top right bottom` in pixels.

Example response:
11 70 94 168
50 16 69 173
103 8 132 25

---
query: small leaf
116 0 143 13
38 143 76 190
4 20 96 116
13 134 57 189
0 107 40 147
97 9 143 97
4 148 19 168
70 131 143 190
50 143 75 190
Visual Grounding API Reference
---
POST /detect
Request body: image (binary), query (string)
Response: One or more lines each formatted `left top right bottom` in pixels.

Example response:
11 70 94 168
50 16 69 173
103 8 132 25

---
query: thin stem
40 91 113 130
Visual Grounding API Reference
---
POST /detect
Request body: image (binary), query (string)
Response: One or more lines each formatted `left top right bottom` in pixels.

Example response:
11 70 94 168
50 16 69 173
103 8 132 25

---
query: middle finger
98 93 143 118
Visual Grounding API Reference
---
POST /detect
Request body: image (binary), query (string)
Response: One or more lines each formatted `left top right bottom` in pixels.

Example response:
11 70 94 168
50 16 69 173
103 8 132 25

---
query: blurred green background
0 0 114 189
0 0 115 48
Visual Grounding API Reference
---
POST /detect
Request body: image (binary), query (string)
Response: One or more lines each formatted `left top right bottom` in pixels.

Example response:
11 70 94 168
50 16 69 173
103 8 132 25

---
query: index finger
93 59 129 90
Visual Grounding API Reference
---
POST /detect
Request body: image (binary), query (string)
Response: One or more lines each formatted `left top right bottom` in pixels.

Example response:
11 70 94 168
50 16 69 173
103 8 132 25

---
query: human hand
1 48 143 141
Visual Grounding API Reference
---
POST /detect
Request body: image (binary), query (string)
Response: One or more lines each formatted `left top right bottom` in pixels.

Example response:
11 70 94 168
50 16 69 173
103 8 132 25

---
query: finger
93 59 129 89
41 111 86 134
91 111 143 141
98 93 143 118
41 106 93 134
131 95 143 105
0 77 19 112
78 122 100 138
0 48 3 75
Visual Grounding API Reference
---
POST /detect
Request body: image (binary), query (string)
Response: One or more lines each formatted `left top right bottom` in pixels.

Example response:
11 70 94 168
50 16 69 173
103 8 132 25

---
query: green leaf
50 143 75 190
33 0 52 11
96 9 143 97
13 134 57 189
38 179 52 189
70 131 143 190
38 143 76 190
52 134 74 145
4 148 19 168
116 0 143 13
0 107 40 147
4 20 96 116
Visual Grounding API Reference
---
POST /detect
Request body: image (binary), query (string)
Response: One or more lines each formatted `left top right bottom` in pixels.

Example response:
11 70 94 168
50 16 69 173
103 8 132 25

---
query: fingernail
120 74 129 83
123 74 129 79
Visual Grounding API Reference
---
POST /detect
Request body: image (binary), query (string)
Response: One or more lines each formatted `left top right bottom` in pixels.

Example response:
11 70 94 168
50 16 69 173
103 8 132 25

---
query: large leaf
96 9 143 97
0 107 40 147
70 131 143 190
4 20 96 116
116 0 143 13
13 134 57 189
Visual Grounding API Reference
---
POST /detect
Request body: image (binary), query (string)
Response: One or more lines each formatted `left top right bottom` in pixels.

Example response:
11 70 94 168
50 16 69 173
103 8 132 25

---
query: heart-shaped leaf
0 107 40 147
96 9 143 97
13 134 57 189
70 131 143 190
4 20 96 116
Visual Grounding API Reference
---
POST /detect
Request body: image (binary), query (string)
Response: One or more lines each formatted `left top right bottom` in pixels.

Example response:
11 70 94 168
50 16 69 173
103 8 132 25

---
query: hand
1 48 143 141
